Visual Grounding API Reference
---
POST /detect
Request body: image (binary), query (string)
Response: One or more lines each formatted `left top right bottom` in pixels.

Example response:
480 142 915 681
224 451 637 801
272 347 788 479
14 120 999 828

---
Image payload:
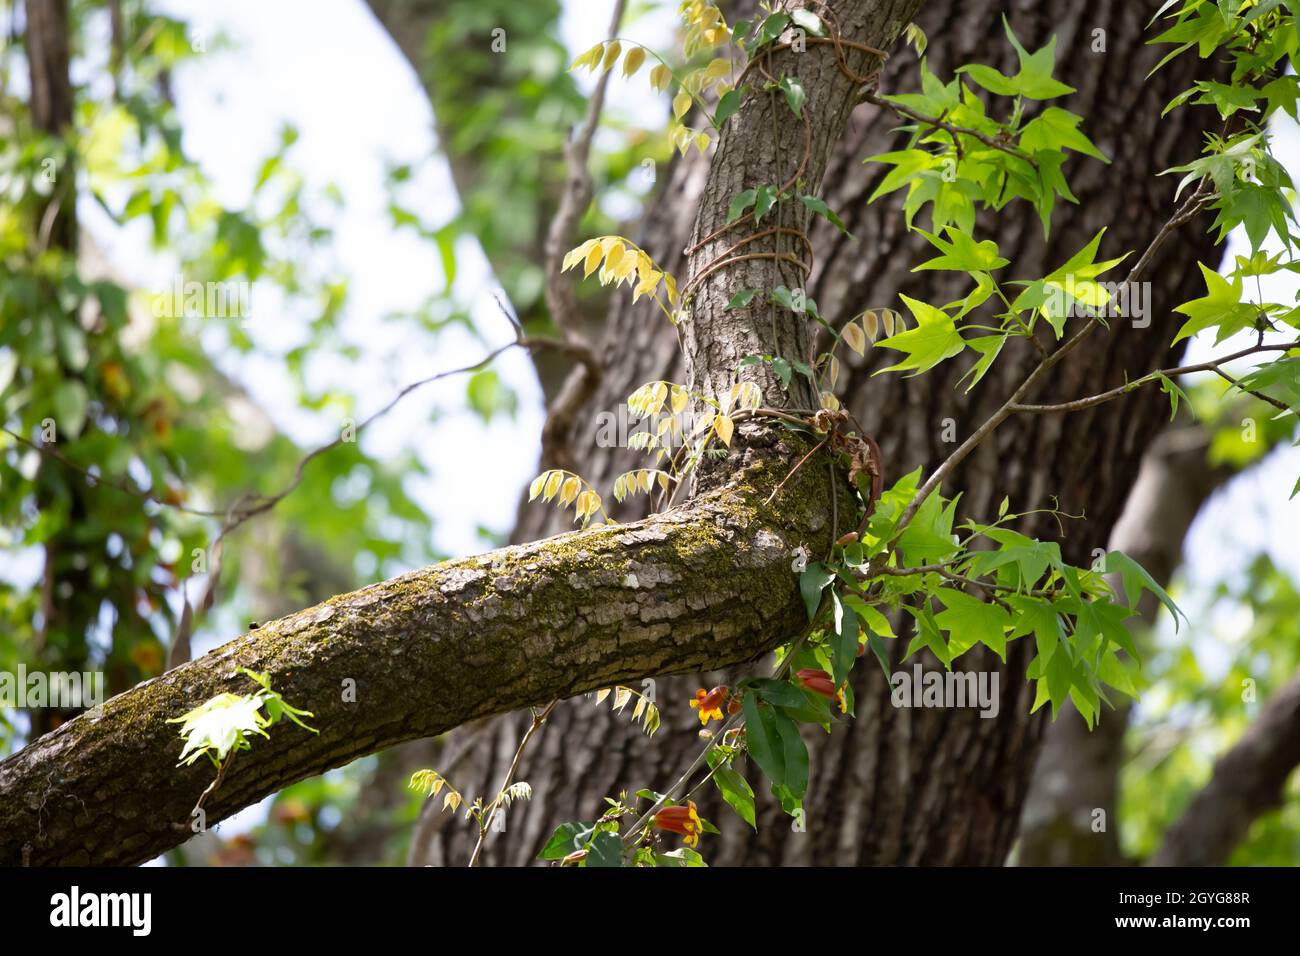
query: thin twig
468 700 558 867
895 178 1217 535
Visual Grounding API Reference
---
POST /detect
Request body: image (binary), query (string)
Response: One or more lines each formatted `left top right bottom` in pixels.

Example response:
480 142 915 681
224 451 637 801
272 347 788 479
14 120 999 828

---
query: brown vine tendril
682 12 887 305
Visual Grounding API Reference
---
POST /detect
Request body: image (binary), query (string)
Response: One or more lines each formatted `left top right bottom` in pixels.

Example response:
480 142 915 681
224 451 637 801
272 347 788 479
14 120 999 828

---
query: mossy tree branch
0 448 840 866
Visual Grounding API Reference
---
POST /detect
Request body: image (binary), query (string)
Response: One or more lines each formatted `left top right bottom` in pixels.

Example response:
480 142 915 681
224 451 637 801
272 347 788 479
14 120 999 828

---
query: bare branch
536 0 626 472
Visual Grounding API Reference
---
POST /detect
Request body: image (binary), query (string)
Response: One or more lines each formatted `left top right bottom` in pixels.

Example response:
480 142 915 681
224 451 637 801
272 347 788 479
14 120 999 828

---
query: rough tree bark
0 0 916 866
406 0 1227 866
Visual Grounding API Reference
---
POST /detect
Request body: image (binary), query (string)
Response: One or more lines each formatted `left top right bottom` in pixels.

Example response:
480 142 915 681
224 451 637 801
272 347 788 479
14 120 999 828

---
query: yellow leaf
664 272 678 305
543 470 562 501
714 414 734 446
862 309 879 342
622 46 646 77
670 385 689 415
650 381 668 411
601 41 622 72
673 91 692 120
563 239 597 272
882 309 898 337
820 391 840 411
528 474 546 500
602 239 626 275
594 688 611 705
694 131 710 154
650 64 672 93
559 476 580 506
571 42 604 71
829 354 840 388
842 320 866 356
702 57 731 82
612 252 638 283
583 243 603 277
633 269 661 302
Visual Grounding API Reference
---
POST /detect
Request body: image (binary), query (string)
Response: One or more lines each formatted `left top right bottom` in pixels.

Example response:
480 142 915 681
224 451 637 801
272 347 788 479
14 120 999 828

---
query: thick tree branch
0 450 835 866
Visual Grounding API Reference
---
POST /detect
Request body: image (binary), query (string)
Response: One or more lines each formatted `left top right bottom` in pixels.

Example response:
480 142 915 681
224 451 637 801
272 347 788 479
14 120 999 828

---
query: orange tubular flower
796 668 848 714
654 801 703 847
690 685 729 725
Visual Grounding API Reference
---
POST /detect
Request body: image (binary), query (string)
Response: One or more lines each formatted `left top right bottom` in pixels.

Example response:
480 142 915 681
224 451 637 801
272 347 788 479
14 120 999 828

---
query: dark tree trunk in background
376 0 1225 865
25 0 92 740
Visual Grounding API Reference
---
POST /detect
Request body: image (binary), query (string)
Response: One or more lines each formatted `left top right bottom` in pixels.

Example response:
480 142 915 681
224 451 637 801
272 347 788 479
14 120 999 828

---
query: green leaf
727 287 759 309
799 562 835 619
751 12 790 49
913 227 1009 273
874 294 967 377
774 707 809 798
52 380 89 439
727 188 758 222
1104 550 1183 629
896 491 960 566
800 195 851 236
780 76 806 116
537 821 595 860
708 757 757 829
742 692 786 787
1018 107 1108 162
935 588 1012 661
1171 262 1258 345
715 88 743 126
586 831 625 867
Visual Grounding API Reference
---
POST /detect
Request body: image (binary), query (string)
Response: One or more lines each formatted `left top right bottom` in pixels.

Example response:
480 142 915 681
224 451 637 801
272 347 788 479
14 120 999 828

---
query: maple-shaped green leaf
1104 550 1183 630
913 226 1009 273
935 588 1012 661
875 294 967 376
895 490 960 566
1005 594 1064 667
1171 262 1259 344
958 333 1007 393
1018 107 1109 162
1012 229 1129 336
957 18 1075 100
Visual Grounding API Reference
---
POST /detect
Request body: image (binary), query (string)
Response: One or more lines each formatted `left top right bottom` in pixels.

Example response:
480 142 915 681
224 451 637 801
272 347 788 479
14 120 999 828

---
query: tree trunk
409 0 1225 866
